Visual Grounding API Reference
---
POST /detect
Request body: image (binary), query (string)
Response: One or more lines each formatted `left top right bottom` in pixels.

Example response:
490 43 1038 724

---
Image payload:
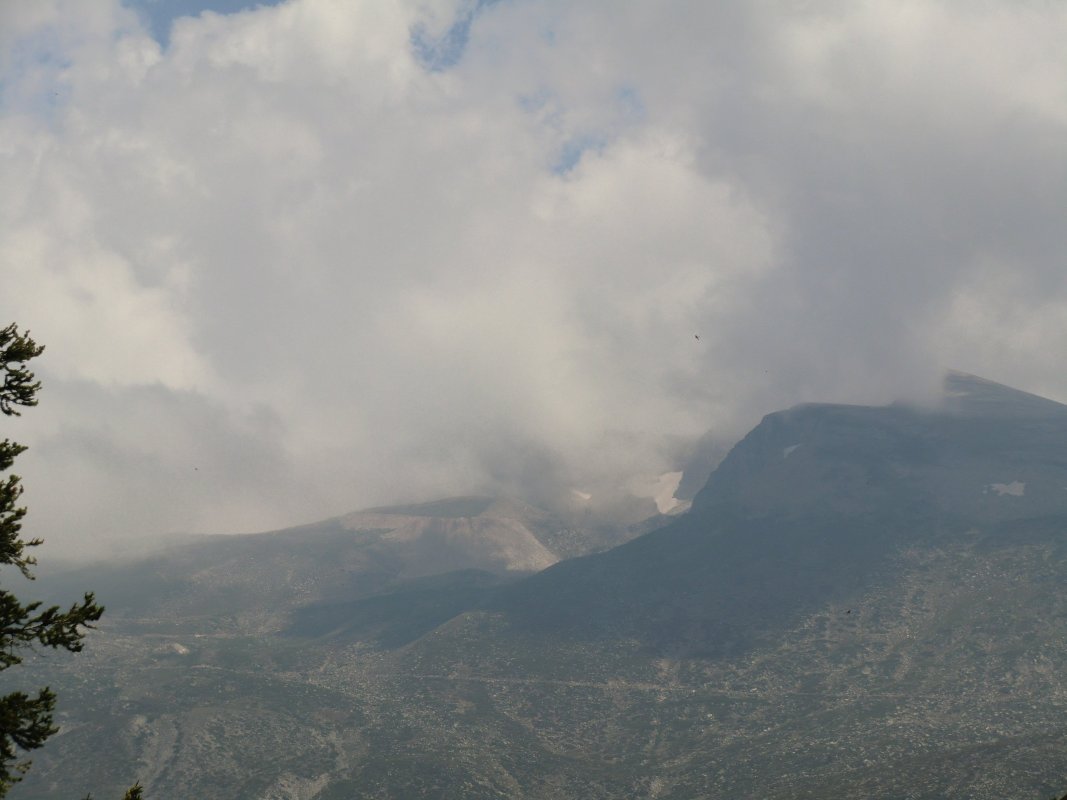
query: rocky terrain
16 373 1067 799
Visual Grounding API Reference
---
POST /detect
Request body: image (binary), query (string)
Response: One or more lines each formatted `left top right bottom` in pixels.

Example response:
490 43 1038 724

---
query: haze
1 0 1065 556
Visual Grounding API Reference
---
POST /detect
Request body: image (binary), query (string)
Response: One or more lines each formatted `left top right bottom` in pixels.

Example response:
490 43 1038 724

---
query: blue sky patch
553 135 606 175
410 0 505 72
123 0 287 47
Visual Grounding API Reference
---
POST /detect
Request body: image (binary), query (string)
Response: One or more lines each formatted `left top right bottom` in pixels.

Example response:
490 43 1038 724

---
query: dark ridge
944 371 1067 418
286 569 511 647
363 496 496 518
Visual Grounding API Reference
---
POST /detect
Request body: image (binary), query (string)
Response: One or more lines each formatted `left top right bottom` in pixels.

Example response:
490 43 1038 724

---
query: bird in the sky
694 334 700 340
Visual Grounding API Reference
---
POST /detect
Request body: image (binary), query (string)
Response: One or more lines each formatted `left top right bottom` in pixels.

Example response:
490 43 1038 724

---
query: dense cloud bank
1 0 1065 555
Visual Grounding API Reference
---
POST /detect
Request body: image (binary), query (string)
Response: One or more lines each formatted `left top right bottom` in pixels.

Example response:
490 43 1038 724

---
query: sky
2 0 1066 557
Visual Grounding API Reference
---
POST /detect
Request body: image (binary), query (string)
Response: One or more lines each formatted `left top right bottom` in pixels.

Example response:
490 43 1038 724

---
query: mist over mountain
16 372 1067 799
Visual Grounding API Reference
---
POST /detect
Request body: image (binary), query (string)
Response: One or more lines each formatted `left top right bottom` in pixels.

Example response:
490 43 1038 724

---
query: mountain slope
497 373 1067 653
20 373 1067 799
34 496 609 634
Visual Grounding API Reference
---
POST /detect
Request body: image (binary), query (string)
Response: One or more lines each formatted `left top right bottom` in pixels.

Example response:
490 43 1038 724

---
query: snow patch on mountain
988 481 1025 497
653 472 684 514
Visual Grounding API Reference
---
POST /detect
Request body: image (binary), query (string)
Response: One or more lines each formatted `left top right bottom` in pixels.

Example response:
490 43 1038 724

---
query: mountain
33 494 647 635
19 373 1067 799
497 372 1067 653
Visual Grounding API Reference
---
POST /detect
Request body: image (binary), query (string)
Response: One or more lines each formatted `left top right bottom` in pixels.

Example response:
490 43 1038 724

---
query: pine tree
0 324 105 795
83 782 143 800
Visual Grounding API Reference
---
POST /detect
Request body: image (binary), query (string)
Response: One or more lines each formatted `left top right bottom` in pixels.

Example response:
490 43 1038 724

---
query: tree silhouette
0 323 109 795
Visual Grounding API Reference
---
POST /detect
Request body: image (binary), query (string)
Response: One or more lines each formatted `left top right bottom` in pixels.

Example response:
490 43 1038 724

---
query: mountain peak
942 370 1067 418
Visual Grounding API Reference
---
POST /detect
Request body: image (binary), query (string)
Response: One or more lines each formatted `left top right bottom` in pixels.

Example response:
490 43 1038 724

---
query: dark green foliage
82 783 143 800
0 324 45 580
0 325 107 796
0 325 43 417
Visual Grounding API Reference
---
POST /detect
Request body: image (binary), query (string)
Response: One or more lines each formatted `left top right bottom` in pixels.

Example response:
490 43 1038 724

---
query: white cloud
1 0 1066 555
